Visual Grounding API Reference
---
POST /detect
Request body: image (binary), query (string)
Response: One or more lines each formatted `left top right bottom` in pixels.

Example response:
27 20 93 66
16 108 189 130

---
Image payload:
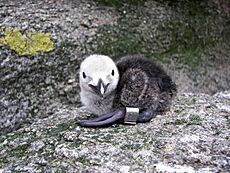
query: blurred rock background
0 0 229 172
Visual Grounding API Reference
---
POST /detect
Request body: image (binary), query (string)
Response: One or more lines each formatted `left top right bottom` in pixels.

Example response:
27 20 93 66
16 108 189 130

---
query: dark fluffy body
114 55 176 113
78 55 177 127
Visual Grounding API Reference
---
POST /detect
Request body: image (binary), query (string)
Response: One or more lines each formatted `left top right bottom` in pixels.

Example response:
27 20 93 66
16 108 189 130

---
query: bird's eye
111 70 114 76
82 72 86 79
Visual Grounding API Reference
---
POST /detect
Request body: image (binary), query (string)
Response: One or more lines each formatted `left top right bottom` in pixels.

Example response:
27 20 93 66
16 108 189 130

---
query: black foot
137 109 156 123
78 109 125 127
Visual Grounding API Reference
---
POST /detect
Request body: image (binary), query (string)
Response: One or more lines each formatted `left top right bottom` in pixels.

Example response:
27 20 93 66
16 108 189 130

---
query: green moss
76 155 89 165
120 143 138 151
95 0 145 7
187 114 202 125
46 123 74 137
91 133 116 144
155 0 225 68
4 131 25 141
0 28 54 55
56 40 78 58
94 5 206 66
174 118 188 125
10 143 31 157
93 17 147 59
8 135 37 158
120 132 154 151
53 165 71 173
174 107 184 114
161 0 211 17
165 115 202 126
93 0 226 68
159 22 201 67
74 138 84 147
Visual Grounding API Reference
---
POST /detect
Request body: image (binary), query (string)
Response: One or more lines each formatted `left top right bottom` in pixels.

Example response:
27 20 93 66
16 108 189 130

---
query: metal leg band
124 107 139 125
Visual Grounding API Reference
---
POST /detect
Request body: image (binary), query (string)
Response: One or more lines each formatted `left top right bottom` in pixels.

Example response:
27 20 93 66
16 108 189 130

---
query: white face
79 55 119 96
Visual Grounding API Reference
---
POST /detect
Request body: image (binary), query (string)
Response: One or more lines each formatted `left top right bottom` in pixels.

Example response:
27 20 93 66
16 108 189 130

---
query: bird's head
79 55 119 97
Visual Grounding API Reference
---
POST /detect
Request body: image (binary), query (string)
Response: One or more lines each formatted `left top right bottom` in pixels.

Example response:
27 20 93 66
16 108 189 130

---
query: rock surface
1 0 229 133
0 0 230 172
0 91 229 172
0 0 117 133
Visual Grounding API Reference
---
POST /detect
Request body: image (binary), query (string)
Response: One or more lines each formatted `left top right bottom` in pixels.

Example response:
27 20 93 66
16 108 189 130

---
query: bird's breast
80 90 115 115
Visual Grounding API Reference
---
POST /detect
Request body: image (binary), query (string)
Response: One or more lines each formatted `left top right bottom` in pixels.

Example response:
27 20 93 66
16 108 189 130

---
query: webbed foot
137 109 156 123
78 109 125 127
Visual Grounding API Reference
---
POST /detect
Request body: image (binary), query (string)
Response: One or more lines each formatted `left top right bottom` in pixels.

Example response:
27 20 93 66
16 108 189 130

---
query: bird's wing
115 68 159 108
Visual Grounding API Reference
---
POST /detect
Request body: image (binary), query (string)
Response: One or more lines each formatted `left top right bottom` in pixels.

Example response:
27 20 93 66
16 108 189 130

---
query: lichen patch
0 27 54 55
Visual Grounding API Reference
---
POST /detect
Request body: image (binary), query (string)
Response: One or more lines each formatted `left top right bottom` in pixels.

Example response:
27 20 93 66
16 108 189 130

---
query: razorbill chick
78 54 177 127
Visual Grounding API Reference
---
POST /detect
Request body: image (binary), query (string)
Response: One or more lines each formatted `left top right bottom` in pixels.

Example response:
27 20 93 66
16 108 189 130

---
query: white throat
80 89 116 115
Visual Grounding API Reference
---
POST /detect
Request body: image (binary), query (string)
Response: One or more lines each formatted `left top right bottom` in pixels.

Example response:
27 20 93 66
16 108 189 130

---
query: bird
78 54 177 127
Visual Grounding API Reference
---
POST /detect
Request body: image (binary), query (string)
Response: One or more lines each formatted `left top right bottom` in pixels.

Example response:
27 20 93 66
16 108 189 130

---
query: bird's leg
78 108 157 127
78 111 116 123
78 109 125 127
137 108 156 123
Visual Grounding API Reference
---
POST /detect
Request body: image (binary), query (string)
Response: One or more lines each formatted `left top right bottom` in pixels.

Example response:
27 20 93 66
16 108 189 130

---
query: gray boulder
0 91 229 172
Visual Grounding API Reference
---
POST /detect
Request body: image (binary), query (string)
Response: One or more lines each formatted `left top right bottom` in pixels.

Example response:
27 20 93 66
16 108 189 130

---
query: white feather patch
100 83 105 94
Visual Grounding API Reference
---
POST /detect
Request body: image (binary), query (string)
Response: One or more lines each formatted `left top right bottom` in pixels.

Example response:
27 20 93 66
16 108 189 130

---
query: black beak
88 79 110 96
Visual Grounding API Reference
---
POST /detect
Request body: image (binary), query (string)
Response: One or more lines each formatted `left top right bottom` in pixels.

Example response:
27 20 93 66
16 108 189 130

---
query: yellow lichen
0 28 54 55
